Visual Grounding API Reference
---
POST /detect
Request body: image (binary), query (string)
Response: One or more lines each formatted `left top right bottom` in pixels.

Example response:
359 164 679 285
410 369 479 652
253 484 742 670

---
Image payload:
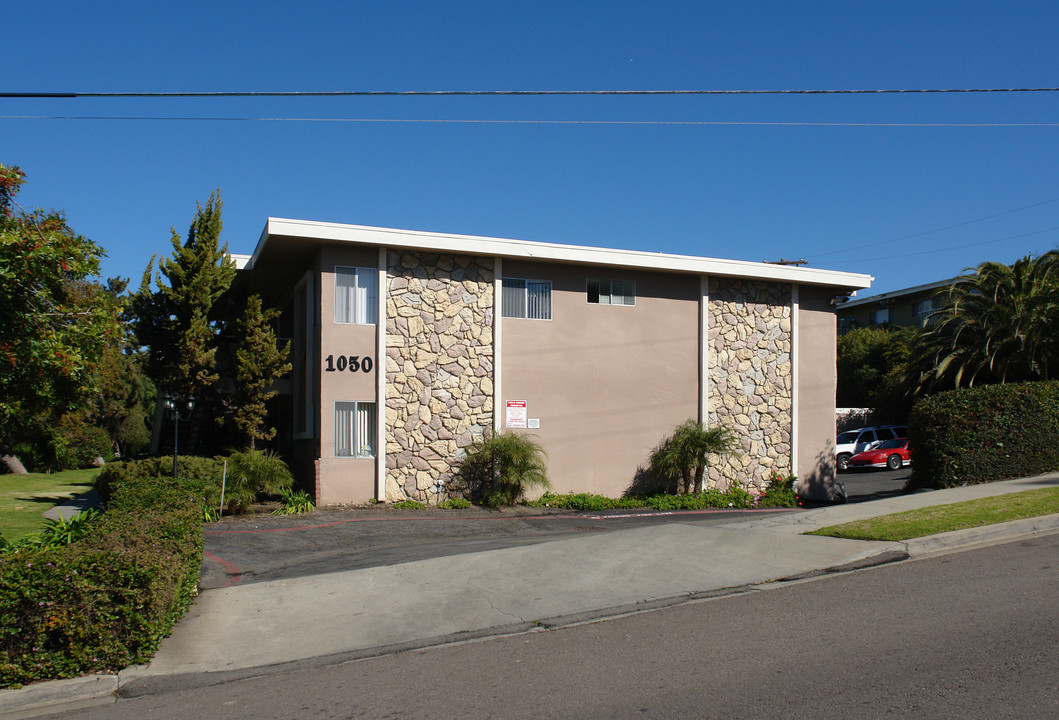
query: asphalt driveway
200 505 800 589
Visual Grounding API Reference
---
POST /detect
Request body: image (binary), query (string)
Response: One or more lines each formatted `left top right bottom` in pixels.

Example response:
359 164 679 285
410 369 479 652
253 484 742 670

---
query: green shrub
95 456 222 504
907 380 1059 489
0 474 203 688
526 487 776 511
393 500 425 510
457 432 550 507
438 497 473 509
758 473 798 508
272 489 315 515
203 449 294 516
646 420 740 495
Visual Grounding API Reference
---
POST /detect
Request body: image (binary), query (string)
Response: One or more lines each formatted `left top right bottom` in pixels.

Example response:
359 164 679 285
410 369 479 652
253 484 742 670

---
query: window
502 278 552 319
587 278 635 305
335 402 376 458
913 298 940 324
334 267 378 324
869 308 890 326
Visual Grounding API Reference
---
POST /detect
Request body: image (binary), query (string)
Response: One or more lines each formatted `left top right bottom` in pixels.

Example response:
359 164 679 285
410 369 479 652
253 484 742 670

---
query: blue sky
4 1 1058 297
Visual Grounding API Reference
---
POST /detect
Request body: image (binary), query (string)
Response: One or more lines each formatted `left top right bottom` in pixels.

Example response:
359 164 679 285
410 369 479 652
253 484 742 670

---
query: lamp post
163 393 196 478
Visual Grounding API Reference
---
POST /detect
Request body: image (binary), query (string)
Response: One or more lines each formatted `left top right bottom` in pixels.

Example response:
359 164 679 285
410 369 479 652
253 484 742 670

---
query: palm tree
909 251 1059 393
458 432 550 507
648 420 739 495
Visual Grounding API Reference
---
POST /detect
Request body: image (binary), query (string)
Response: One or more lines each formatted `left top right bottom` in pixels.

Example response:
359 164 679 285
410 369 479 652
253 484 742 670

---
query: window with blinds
502 278 552 320
334 401 377 458
334 266 378 324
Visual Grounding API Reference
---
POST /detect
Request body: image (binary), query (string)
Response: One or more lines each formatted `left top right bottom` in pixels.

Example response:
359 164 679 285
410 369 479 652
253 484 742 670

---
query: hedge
0 464 209 688
907 380 1059 489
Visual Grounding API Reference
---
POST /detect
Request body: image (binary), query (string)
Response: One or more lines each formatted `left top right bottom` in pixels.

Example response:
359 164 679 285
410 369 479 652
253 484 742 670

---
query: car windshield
876 438 907 449
837 431 860 444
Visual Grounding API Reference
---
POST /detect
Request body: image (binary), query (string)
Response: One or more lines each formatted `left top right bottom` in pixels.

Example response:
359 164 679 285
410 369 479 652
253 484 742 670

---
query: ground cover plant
0 469 99 543
525 475 798 512
806 487 1059 541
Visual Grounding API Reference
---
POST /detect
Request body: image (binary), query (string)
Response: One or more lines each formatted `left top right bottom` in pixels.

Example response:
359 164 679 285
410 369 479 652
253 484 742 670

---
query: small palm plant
648 420 739 495
459 432 550 507
206 448 295 515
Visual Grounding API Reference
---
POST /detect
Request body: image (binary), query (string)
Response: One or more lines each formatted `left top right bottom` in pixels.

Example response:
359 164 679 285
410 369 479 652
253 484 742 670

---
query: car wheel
837 453 851 472
886 454 902 470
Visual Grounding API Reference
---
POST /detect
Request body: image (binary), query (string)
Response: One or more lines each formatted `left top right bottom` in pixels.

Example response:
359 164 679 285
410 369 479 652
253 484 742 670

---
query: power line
808 196 1059 259
4 114 1058 127
3 86 1059 98
820 225 1059 265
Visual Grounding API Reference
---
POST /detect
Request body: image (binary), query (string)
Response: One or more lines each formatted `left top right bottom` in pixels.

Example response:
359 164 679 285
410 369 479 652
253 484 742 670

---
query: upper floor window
335 266 378 324
869 308 890 326
913 298 940 324
502 278 552 320
587 278 635 306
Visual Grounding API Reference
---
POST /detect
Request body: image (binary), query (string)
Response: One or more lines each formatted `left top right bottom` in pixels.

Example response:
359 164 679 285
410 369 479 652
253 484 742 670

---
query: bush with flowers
0 471 204 688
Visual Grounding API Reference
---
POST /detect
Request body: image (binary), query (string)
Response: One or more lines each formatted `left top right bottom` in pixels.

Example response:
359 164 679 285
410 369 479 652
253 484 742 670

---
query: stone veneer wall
707 278 793 490
384 251 494 502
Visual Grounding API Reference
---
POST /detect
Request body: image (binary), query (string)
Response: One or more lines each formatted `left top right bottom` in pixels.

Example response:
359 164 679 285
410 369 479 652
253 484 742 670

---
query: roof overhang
245 217 873 293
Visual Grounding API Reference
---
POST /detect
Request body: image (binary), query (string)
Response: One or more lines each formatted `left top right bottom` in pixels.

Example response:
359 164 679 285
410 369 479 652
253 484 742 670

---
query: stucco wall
316 245 380 505
384 251 495 502
796 285 843 501
501 261 700 497
707 278 793 490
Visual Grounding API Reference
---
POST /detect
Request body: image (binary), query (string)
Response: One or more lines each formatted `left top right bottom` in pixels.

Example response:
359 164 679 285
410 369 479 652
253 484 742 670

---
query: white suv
836 425 908 471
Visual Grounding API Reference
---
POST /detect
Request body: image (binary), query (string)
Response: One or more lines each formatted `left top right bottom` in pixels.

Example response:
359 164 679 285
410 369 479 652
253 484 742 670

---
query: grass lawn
0 468 100 542
808 487 1059 541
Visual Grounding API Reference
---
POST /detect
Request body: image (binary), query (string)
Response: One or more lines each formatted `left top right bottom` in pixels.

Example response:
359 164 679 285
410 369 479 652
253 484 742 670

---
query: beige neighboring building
240 219 873 505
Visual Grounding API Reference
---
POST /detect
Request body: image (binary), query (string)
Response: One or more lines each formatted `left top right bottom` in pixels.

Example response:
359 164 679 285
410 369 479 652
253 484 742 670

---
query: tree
648 420 739 495
231 294 291 449
836 325 916 420
0 165 121 473
131 191 236 399
907 252 1059 394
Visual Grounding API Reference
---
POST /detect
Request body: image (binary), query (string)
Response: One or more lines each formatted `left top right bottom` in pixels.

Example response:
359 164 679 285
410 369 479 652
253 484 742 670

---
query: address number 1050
324 355 374 373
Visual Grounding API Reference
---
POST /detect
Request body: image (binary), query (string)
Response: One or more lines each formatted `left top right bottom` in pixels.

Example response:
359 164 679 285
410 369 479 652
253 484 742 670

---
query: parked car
846 437 912 471
836 425 908 471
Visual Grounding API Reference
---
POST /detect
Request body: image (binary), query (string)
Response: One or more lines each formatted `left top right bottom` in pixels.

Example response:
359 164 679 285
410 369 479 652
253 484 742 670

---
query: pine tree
132 191 236 398
233 294 291 449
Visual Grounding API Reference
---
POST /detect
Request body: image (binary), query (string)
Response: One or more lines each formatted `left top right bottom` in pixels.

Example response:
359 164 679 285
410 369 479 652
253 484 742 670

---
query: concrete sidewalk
3 473 1058 717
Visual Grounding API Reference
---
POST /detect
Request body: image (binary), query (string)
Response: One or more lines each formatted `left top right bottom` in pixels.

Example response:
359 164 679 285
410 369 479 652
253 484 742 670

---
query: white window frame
587 277 636 306
334 401 377 458
502 278 552 320
334 266 378 325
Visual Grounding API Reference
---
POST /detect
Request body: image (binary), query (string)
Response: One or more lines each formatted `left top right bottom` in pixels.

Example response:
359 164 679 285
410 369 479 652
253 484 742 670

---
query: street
56 532 1058 719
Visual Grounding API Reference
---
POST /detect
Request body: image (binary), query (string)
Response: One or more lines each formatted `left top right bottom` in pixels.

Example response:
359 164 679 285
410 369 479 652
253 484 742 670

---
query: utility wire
808 196 1059 259
3 87 1059 98
3 115 1058 127
819 225 1059 265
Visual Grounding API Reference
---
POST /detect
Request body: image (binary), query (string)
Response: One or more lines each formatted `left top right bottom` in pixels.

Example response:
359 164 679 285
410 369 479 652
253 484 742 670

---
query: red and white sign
506 400 528 428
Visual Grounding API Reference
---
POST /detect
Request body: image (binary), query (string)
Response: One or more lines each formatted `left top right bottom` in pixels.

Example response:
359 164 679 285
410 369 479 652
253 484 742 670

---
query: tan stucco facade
500 261 700 497
243 219 872 506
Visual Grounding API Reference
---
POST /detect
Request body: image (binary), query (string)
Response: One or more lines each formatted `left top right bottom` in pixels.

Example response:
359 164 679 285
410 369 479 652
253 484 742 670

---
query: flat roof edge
258 217 874 290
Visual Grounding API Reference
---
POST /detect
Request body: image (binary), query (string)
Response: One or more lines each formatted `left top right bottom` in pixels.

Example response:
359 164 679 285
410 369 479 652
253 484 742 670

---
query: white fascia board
228 253 252 270
256 218 874 290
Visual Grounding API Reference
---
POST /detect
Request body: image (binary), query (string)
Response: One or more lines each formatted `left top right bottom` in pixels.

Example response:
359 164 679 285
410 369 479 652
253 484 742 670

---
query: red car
846 437 911 470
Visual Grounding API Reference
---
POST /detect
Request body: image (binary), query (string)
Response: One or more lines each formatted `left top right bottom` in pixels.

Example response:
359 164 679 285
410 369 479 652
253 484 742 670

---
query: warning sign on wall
506 400 528 428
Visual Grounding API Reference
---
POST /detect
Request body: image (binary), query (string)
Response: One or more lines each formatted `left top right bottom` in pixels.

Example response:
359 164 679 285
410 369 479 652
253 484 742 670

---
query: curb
0 675 116 719
903 513 1059 556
